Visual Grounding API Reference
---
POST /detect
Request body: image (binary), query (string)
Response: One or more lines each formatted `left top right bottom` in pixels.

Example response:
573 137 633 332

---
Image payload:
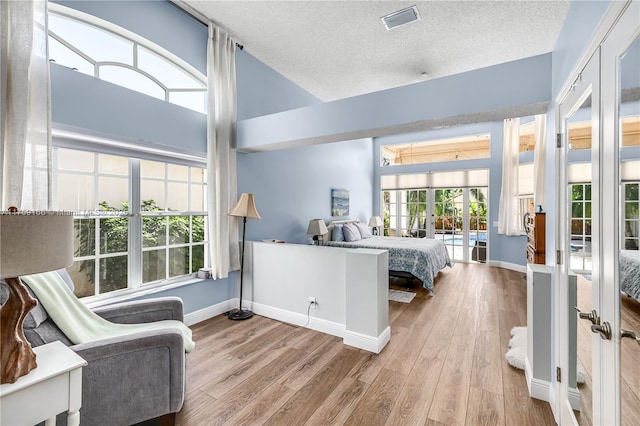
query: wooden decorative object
0 211 73 384
1 277 38 384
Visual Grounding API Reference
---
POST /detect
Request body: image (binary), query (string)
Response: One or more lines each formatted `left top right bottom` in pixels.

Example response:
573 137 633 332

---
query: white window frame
52 128 208 304
48 3 207 114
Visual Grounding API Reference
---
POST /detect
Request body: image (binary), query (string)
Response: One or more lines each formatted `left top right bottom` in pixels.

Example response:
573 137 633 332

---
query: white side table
0 341 87 426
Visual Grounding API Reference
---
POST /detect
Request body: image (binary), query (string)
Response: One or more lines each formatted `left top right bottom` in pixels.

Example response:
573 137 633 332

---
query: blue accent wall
236 49 321 120
237 138 374 244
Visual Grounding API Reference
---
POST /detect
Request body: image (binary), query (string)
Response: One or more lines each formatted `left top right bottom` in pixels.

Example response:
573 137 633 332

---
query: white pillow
343 223 361 242
356 222 372 239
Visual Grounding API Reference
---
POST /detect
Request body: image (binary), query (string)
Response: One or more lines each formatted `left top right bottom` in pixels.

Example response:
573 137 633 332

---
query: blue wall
236 50 321 120
237 138 374 244
373 122 527 266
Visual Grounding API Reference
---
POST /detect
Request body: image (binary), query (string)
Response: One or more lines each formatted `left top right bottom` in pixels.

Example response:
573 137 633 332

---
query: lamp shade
368 216 383 227
0 213 74 278
306 219 328 236
229 193 261 219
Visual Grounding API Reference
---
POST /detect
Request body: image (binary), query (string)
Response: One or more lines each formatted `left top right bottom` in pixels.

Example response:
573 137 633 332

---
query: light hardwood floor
177 263 556 426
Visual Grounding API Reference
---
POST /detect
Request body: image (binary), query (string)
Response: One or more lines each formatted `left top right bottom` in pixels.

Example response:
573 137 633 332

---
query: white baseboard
251 301 345 339
525 357 552 402
184 298 237 326
488 260 527 273
343 326 391 353
568 387 581 411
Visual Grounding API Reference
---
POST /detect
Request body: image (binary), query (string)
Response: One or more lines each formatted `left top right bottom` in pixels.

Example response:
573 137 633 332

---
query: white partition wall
244 242 390 353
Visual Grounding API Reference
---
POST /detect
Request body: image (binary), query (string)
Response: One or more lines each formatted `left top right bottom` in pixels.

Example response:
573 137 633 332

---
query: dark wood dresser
526 212 546 264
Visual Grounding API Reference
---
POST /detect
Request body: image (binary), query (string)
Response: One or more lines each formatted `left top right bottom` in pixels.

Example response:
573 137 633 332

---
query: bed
620 249 640 301
325 221 452 293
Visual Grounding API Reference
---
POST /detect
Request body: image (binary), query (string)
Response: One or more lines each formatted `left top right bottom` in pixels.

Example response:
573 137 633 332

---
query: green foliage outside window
75 200 205 295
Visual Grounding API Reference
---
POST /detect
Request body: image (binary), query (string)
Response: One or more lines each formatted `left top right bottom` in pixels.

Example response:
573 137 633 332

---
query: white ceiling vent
381 5 421 31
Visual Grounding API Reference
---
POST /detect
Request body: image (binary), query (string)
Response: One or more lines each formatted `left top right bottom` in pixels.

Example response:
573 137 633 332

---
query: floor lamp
228 193 261 320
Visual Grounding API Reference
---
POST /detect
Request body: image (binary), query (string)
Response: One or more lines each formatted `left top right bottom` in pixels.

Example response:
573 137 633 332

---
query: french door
556 1 640 424
382 187 488 263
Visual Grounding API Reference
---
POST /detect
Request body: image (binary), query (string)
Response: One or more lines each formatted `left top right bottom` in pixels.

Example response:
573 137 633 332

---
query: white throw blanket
21 271 195 353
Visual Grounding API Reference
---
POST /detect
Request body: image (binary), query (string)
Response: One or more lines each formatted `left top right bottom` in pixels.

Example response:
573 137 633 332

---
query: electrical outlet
308 296 317 308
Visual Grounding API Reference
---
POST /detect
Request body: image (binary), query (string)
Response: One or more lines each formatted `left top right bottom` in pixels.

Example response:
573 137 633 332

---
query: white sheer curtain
1 0 52 211
533 114 547 209
498 117 521 235
206 25 240 279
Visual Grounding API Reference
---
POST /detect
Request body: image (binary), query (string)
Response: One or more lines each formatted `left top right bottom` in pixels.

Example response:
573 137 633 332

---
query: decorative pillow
332 224 345 242
356 222 372 239
343 223 361 242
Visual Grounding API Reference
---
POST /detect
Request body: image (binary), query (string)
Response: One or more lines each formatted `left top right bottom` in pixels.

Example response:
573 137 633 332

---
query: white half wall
244 242 390 353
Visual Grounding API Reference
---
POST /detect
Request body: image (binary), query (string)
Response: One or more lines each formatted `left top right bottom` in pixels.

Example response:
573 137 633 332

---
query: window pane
67 260 95 298
99 256 128 294
49 14 133 65
99 154 128 175
57 148 94 172
169 216 190 245
141 160 165 179
169 247 189 277
141 181 165 211
143 249 166 283
74 218 95 257
192 216 205 242
167 183 188 211
57 173 94 211
100 217 128 254
190 184 205 211
626 184 639 200
169 91 206 114
191 168 205 184
168 164 189 181
98 177 128 210
381 134 490 166
137 46 204 89
143 216 167 248
100 65 165 100
192 245 204 273
48 35 94 76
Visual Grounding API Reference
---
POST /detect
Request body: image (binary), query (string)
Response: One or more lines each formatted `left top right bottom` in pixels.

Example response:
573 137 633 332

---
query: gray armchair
1 270 187 426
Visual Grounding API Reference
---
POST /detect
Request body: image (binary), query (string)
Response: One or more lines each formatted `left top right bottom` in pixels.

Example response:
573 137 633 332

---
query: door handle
621 329 640 346
591 322 612 340
575 307 600 325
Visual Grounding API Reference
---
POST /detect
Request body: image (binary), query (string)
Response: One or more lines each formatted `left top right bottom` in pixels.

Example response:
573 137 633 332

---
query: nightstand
1 341 87 426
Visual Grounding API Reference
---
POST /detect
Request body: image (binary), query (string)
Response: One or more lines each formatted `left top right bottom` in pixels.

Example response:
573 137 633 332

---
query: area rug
506 326 586 384
389 289 416 303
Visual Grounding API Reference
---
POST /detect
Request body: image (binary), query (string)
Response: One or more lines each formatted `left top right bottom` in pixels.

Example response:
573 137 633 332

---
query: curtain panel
498 117 521 235
206 25 240 279
533 114 547 209
1 0 52 211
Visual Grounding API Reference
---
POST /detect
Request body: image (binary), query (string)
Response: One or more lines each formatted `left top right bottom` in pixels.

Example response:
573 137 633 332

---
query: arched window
48 4 207 114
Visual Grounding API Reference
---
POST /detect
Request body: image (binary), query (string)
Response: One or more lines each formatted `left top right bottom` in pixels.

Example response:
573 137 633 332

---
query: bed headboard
325 219 360 244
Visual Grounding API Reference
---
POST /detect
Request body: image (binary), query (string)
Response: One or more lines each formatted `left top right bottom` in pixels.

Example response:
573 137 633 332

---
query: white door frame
555 51 600 426
553 1 638 424
600 2 640 423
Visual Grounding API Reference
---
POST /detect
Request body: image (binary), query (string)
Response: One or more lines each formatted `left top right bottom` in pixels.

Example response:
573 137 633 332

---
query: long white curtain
498 117 521 235
533 114 547 209
1 0 52 211
206 25 240 279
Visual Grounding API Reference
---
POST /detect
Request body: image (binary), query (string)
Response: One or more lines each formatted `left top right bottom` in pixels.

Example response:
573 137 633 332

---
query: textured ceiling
182 1 571 102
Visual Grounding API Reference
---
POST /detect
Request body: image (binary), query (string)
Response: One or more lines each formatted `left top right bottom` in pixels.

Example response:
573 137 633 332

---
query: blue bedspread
327 236 452 292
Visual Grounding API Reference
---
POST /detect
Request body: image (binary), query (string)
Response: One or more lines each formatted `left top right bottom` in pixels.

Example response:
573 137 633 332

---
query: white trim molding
487 260 527 273
184 298 236 326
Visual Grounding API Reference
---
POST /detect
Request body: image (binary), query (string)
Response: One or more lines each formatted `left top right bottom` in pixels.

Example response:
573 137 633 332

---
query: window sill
83 277 207 310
